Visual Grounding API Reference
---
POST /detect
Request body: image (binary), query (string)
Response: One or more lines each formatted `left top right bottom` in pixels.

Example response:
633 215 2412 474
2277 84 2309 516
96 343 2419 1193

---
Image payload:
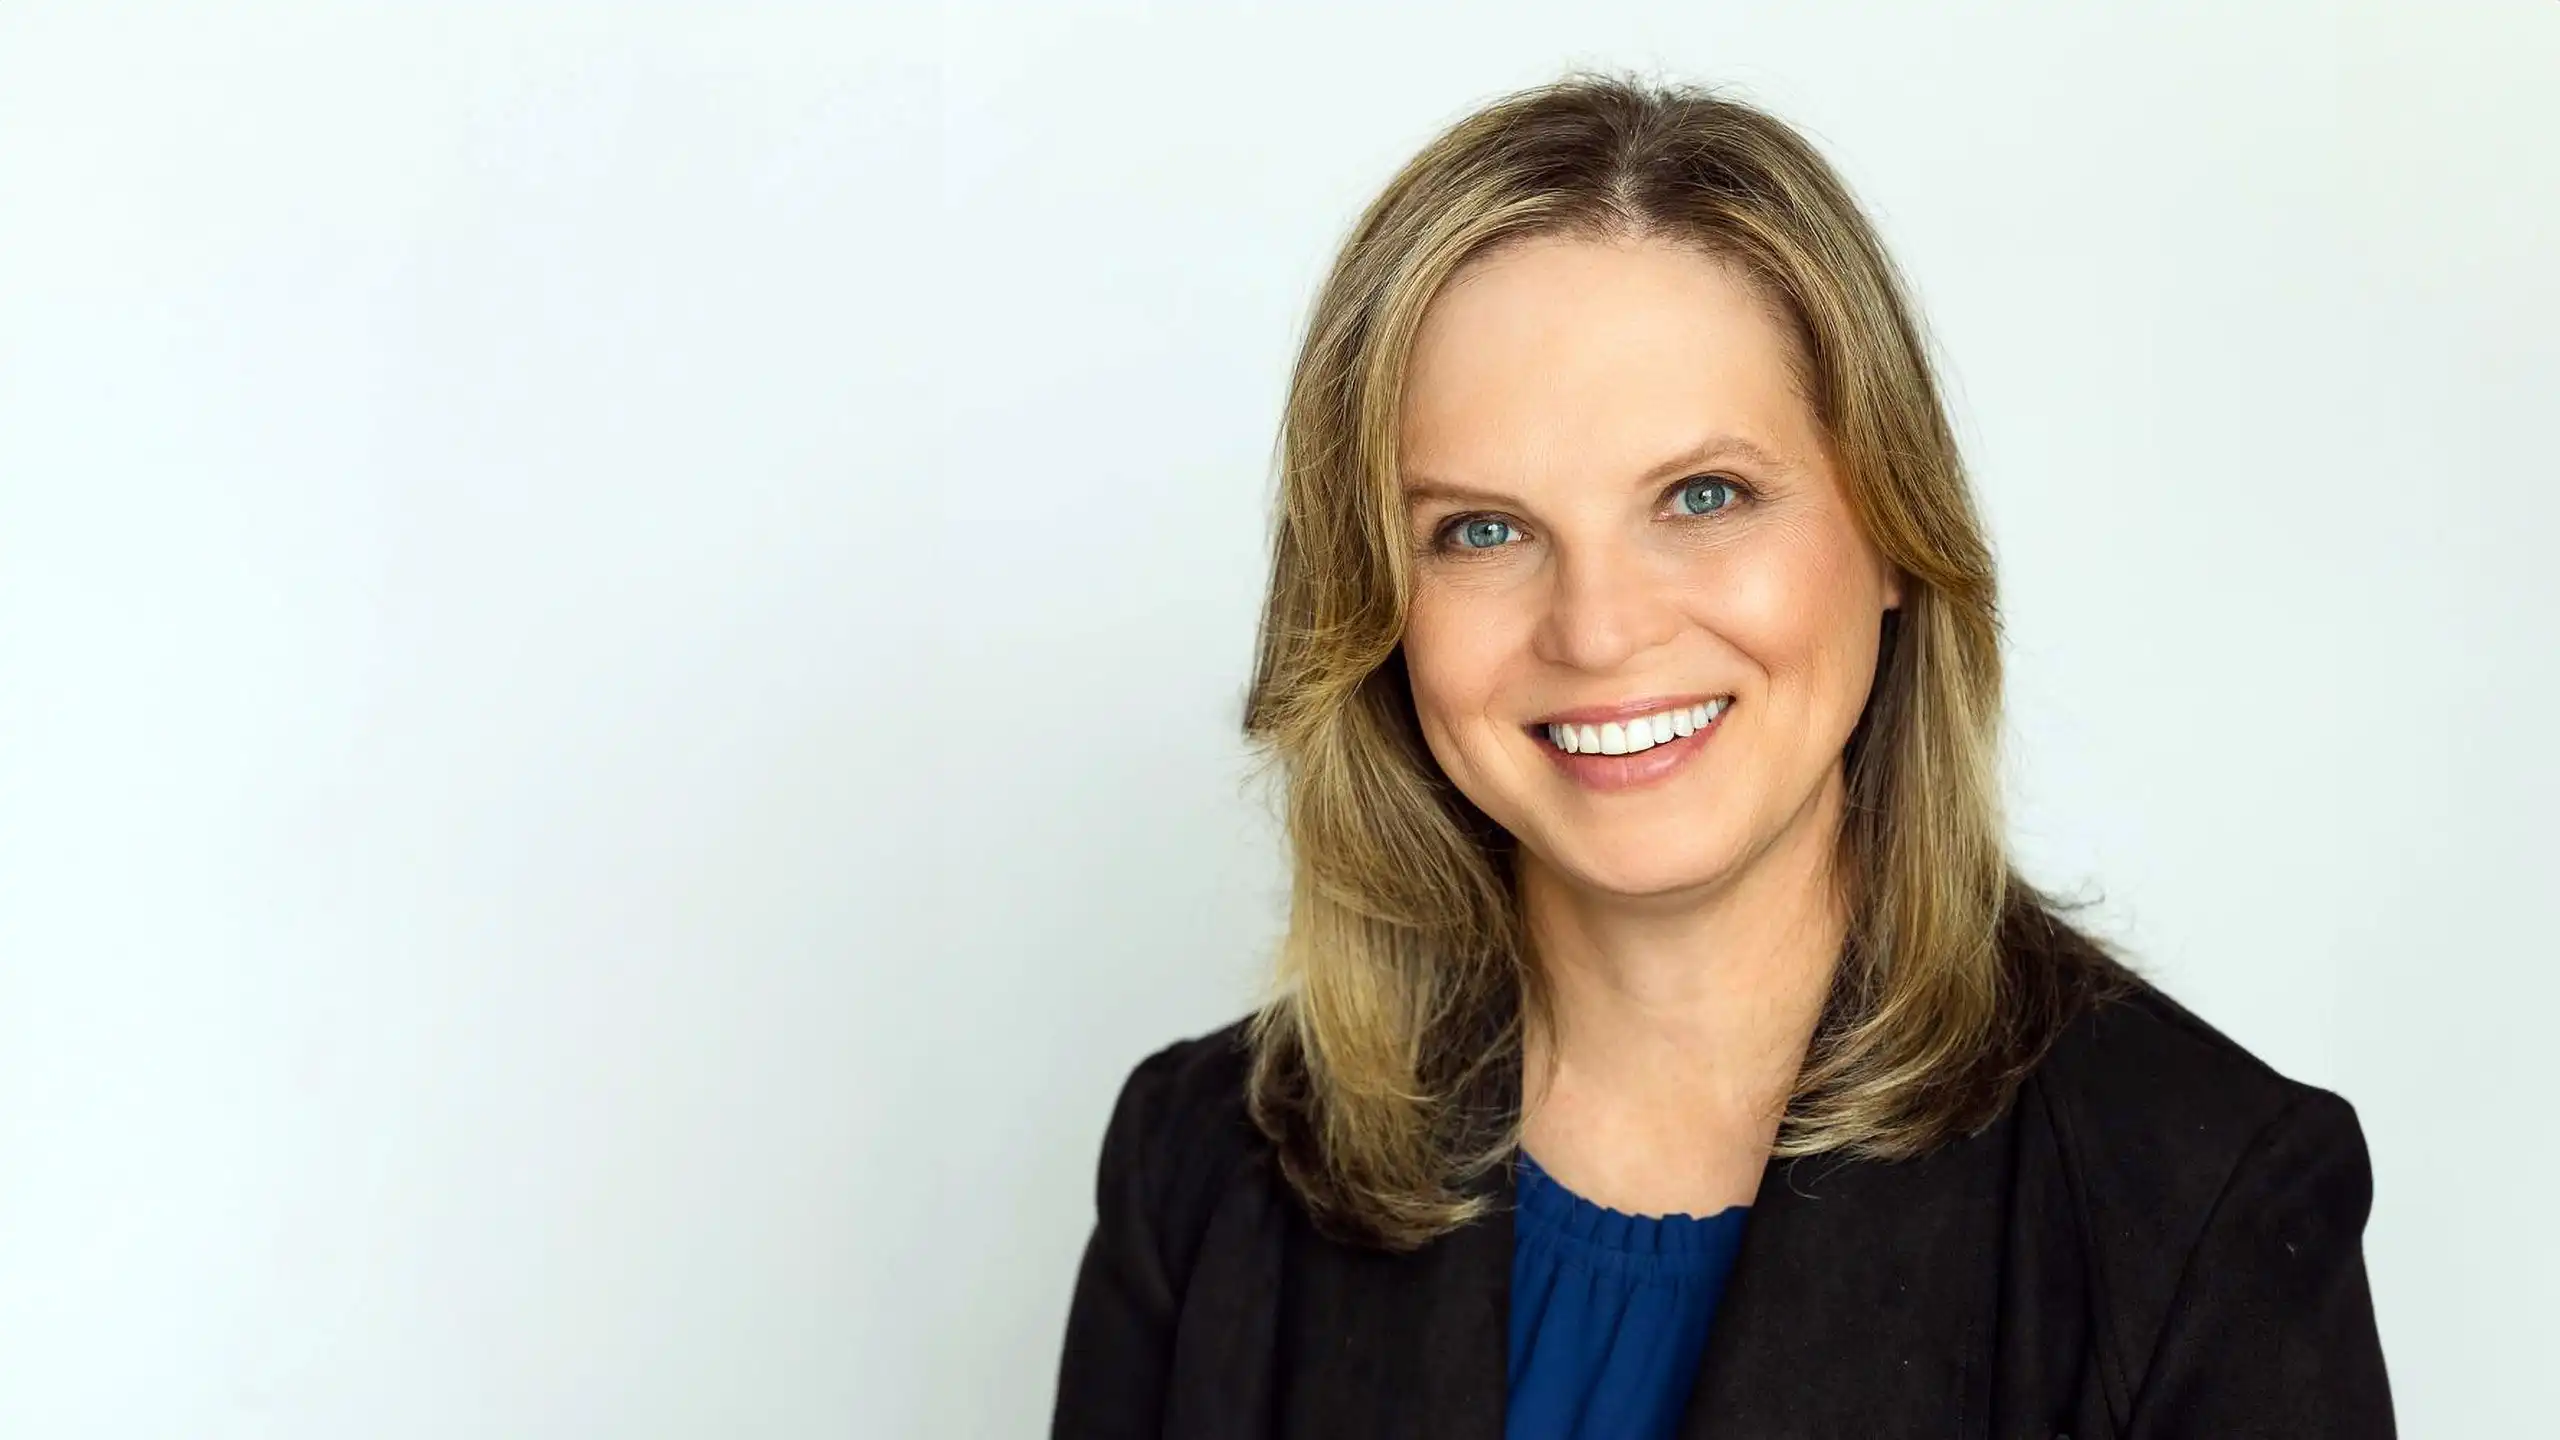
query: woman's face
1397 234 1901 901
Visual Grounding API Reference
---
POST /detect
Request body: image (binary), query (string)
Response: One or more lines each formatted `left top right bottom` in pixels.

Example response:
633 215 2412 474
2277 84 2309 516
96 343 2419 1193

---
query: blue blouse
1505 1152 1751 1440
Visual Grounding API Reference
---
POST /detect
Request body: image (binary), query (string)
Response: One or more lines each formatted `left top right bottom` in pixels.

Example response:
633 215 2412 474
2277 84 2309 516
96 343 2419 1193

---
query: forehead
1398 235 1815 482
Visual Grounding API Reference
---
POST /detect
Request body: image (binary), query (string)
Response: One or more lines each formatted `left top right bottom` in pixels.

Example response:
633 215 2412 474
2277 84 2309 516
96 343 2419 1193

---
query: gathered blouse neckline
1513 1150 1751 1279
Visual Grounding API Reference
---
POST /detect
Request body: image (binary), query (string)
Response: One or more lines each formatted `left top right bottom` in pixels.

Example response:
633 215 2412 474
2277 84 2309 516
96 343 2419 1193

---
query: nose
1531 542 1683 674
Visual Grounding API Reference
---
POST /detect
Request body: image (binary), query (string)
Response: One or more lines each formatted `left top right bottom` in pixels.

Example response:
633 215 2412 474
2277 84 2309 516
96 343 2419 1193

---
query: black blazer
1052 977 2394 1438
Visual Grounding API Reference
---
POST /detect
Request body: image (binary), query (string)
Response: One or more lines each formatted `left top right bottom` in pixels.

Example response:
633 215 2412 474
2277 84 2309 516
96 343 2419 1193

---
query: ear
1881 561 1906 612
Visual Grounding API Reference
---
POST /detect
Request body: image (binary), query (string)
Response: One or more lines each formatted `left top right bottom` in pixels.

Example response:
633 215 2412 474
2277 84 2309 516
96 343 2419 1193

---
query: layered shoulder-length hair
1240 71 2132 1252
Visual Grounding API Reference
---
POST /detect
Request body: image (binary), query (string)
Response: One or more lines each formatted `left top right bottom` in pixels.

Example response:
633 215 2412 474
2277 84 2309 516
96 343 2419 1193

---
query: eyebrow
1401 432 1793 508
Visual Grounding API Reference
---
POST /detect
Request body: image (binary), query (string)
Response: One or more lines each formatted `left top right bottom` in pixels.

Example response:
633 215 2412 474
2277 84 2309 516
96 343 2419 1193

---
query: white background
2 2 2552 1435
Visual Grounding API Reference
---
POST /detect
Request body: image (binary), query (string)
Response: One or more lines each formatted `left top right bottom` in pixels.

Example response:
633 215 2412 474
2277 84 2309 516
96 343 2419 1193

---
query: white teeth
1545 698 1732 755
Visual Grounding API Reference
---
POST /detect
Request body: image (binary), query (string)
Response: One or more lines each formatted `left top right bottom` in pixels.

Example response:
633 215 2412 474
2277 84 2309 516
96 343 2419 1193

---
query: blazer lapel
1679 1104 2017 1438
1278 1168 1513 1439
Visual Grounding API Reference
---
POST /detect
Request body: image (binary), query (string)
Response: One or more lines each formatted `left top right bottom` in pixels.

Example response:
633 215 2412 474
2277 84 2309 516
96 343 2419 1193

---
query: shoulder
1089 1014 1270 1260
2022 971 2378 1394
1102 1014 1260 1159
1056 1018 1277 1426
2030 970 2366 1179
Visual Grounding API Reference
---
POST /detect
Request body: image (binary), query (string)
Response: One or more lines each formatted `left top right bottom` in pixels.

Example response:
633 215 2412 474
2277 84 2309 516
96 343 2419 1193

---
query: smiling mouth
1533 697 1734 755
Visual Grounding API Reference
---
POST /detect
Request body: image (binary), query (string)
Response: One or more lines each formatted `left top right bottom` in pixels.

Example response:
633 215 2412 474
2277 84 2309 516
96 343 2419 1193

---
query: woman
1053 73 2392 1439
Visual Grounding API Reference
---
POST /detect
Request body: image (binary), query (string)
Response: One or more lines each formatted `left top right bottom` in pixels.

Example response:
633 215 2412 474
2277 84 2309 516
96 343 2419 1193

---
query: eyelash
1427 473 1756 555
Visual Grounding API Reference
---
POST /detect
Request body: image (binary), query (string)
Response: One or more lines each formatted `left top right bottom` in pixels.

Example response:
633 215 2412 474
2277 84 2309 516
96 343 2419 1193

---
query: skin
1397 233 1904 1218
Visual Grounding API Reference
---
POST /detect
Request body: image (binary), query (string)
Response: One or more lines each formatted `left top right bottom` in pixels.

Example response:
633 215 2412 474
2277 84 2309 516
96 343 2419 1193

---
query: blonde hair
1241 71 2129 1251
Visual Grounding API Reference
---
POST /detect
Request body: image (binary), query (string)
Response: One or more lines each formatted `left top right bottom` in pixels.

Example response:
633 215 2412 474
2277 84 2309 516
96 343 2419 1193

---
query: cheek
1702 520 1883 698
1401 580 1521 748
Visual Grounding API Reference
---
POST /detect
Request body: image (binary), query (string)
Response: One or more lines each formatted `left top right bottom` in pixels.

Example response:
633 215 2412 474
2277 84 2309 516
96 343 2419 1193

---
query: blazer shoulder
2025 972 2376 1412
1094 1014 1268 1251
2034 972 2331 1151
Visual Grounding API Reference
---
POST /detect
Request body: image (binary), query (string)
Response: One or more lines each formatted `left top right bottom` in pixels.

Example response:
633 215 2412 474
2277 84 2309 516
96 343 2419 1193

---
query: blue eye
1447 516 1519 550
1676 476 1738 516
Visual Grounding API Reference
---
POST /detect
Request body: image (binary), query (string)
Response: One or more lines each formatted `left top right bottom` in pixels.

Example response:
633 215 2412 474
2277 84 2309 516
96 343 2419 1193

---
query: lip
1529 697 1733 794
1528 693 1732 727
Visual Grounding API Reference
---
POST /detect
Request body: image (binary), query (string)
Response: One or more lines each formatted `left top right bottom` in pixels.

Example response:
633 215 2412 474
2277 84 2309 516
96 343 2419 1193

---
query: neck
1517 762 1852 1167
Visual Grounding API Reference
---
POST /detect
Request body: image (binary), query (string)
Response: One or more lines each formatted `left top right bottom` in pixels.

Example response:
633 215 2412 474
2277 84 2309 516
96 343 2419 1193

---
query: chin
1540 831 1740 901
